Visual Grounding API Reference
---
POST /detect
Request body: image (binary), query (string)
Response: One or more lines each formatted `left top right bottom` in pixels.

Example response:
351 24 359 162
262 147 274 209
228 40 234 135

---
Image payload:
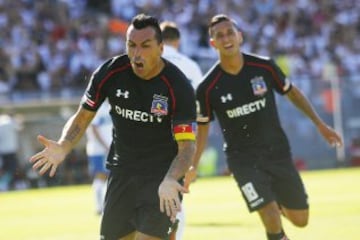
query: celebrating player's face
126 26 164 80
210 21 242 56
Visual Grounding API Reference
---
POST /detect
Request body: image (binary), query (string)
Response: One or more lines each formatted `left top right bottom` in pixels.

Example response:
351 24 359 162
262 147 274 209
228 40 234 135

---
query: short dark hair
160 21 180 41
208 14 239 37
131 13 163 43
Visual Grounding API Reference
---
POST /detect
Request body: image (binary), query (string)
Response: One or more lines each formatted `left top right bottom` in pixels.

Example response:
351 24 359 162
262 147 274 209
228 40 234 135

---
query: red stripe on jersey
160 76 176 116
92 63 131 107
246 62 284 91
85 97 96 107
205 71 222 119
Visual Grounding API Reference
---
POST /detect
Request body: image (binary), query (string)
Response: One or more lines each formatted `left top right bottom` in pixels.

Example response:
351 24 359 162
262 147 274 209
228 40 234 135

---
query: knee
289 215 308 228
281 207 309 228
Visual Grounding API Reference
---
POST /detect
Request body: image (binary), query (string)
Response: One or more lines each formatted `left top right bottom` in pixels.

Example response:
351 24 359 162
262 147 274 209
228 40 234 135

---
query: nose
134 47 142 58
222 34 231 43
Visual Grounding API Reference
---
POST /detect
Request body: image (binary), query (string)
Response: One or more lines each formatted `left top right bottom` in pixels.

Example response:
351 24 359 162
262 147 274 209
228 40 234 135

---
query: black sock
267 230 289 240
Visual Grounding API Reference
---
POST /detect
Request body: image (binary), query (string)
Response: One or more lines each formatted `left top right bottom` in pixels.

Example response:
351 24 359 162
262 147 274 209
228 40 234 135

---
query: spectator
160 20 203 240
161 20 203 90
0 111 22 191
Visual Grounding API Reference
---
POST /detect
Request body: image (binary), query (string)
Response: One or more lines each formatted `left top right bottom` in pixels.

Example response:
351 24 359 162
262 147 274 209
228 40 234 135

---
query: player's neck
219 52 244 75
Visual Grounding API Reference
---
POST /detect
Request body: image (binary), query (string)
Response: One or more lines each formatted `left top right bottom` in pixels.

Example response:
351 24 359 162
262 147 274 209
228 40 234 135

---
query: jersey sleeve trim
283 77 292 93
196 116 210 123
84 63 131 110
203 71 222 120
160 75 176 116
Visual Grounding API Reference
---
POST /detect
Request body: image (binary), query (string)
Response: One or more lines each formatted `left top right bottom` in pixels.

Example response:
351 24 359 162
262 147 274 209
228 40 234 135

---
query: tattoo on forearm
167 140 196 179
65 125 81 142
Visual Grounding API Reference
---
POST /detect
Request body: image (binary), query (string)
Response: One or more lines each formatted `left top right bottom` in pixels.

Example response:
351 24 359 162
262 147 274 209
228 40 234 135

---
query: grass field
1 167 360 240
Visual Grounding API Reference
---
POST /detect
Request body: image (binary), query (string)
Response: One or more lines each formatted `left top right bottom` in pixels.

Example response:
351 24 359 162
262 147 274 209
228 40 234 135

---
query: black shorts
227 150 309 212
100 172 176 240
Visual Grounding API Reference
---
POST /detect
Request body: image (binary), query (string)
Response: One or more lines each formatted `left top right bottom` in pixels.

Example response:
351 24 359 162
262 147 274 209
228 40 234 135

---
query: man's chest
105 77 172 118
209 75 270 110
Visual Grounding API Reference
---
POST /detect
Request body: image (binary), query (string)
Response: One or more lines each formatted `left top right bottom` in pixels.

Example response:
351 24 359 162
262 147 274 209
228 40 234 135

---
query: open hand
29 135 67 177
158 177 189 222
317 124 343 148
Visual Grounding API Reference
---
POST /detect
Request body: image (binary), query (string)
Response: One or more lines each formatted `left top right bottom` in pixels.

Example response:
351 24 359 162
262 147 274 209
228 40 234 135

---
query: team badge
151 94 168 116
251 76 267 96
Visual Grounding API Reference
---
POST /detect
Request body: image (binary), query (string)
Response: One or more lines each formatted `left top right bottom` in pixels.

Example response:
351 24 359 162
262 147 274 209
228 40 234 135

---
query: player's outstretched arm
286 85 343 147
29 106 96 177
184 123 210 190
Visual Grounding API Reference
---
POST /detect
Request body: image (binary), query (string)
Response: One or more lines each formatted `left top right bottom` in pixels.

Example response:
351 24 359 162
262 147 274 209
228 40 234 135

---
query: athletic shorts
88 155 108 176
227 150 309 212
100 172 180 239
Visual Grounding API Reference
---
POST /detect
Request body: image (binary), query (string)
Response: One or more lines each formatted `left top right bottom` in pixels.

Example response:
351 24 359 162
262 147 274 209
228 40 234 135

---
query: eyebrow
128 38 155 45
214 26 235 34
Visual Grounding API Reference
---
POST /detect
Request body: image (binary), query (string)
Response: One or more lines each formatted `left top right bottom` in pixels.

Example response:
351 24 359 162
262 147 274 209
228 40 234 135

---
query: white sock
176 204 185 240
92 178 106 213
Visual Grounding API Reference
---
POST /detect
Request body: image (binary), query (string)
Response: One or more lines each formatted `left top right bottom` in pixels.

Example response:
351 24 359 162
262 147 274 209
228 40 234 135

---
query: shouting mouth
132 60 144 72
135 62 143 68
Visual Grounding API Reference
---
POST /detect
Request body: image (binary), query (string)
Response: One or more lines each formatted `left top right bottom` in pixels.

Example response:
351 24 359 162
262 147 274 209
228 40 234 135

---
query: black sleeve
268 59 292 95
81 58 115 111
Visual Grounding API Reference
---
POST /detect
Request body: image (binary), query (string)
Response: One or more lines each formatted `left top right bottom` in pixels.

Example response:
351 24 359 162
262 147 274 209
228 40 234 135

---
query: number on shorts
241 182 259 202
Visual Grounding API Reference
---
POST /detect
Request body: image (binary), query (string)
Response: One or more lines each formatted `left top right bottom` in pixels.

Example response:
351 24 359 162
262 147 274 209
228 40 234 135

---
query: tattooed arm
166 140 196 180
159 139 196 222
58 107 96 153
29 106 96 177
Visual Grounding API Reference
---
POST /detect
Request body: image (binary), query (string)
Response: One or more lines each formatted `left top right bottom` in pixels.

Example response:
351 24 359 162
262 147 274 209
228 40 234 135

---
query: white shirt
162 45 203 89
86 102 113 156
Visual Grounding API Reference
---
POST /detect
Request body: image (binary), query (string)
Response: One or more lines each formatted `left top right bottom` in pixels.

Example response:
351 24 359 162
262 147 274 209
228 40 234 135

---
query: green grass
1 167 360 239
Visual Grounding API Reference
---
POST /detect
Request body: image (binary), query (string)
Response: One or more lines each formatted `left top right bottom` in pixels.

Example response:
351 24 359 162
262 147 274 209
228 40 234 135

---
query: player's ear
209 38 216 48
238 31 243 45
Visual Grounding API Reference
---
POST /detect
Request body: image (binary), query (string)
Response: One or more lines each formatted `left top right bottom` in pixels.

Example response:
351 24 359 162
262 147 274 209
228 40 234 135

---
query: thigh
269 159 309 210
135 176 174 239
100 173 137 240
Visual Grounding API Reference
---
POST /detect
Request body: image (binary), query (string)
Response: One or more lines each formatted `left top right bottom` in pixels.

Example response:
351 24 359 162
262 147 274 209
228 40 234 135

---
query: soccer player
185 14 343 240
161 21 203 90
29 14 197 240
160 20 203 240
85 101 112 215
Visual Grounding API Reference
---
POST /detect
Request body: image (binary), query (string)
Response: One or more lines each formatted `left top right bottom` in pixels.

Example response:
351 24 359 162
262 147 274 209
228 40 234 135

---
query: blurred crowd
0 0 359 190
0 0 359 98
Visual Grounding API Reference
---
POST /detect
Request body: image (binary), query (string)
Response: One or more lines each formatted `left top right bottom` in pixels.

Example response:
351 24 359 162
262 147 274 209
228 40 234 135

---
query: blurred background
0 0 359 191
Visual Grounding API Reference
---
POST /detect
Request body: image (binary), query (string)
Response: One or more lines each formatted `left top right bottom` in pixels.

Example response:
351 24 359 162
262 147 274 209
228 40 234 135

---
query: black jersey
82 55 196 175
197 53 291 153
